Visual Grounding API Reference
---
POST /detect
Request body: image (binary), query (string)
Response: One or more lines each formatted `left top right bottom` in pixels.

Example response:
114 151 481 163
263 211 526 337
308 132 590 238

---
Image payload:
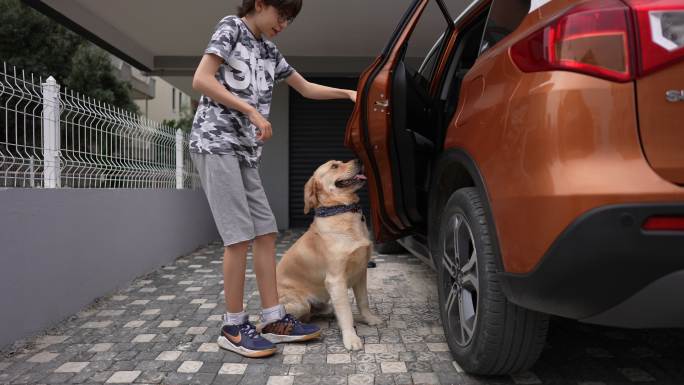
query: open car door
345 0 454 242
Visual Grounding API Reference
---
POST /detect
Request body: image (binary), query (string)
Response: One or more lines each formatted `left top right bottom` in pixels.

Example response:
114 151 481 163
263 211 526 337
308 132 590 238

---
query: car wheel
437 187 549 375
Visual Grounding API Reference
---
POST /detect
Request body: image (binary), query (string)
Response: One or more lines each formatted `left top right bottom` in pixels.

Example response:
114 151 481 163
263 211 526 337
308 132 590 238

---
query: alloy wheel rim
441 213 479 346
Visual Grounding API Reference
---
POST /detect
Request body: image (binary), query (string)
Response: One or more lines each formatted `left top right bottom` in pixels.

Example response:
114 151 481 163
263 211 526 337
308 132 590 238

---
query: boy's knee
224 239 250 251
254 232 277 242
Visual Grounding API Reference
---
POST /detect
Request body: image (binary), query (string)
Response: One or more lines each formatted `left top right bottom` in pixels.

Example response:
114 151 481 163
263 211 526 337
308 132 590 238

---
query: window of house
172 88 176 111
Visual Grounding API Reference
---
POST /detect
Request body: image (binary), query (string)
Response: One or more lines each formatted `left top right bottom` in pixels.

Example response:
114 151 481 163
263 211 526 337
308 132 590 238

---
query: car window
418 35 445 80
436 11 487 131
403 0 452 91
479 0 530 54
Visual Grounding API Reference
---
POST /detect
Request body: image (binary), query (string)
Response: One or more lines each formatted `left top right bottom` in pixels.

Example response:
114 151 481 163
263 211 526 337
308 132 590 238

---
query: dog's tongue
354 174 367 180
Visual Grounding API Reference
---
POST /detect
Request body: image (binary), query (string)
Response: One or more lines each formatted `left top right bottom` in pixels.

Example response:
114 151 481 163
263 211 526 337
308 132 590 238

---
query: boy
189 0 357 358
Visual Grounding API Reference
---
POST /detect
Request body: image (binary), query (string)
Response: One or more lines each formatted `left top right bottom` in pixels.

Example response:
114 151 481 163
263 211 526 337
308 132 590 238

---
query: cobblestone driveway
2 230 684 385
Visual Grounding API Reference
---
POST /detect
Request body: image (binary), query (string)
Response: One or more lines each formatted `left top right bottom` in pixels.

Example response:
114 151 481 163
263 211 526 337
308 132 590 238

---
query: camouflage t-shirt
189 15 295 167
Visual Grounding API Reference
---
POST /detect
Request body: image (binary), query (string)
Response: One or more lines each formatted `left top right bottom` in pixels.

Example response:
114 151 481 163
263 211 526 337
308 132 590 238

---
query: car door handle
375 99 389 108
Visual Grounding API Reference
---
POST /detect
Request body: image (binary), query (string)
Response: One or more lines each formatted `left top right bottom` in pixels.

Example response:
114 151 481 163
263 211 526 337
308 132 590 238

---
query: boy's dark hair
237 0 302 19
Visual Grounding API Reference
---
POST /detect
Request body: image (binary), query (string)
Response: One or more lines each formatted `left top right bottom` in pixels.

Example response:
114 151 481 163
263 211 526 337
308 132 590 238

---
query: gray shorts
191 153 278 246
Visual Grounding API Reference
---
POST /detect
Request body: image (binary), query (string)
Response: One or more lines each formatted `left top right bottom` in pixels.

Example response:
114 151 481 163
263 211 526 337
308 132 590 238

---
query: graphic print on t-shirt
189 15 294 167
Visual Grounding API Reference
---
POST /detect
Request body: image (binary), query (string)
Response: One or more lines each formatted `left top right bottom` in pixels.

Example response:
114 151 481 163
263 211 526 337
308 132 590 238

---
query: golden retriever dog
276 159 382 350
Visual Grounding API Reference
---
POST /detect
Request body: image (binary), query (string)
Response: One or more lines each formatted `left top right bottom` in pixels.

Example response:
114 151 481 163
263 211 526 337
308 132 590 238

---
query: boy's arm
285 72 356 102
193 54 272 141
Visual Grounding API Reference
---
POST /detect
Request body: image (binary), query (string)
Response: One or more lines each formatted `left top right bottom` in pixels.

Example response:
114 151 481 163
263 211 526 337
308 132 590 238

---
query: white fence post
42 76 60 188
175 129 183 189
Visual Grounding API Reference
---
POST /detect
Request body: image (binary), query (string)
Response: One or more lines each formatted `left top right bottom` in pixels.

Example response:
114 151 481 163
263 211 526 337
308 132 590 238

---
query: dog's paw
362 314 383 326
343 333 363 351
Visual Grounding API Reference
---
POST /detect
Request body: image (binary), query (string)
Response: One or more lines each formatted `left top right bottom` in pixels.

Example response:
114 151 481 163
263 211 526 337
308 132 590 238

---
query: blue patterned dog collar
314 203 363 218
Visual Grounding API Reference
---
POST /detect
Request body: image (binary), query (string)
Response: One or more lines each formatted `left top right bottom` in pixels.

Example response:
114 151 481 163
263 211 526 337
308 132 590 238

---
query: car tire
436 187 549 375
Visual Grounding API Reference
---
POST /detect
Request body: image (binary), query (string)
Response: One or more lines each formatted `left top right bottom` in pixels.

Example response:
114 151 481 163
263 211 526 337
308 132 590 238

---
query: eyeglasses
276 10 294 25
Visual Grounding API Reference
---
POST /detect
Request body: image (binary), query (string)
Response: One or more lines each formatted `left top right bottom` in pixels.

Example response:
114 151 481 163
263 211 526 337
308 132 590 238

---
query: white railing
0 62 199 189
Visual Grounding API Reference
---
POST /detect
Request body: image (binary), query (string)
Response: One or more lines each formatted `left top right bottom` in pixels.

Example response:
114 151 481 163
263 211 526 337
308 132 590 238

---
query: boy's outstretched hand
247 89 356 142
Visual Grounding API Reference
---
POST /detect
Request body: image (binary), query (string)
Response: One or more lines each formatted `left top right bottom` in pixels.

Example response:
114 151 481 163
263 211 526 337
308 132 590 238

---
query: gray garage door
288 77 370 228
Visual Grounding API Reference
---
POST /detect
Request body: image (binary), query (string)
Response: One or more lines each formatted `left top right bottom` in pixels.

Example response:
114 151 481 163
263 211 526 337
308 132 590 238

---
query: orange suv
345 0 684 375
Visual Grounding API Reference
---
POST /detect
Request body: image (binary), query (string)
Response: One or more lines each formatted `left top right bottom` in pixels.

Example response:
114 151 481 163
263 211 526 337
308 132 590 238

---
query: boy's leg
253 232 321 343
190 153 276 357
238 164 283 323
218 238 277 358
223 241 249 314
252 233 279 309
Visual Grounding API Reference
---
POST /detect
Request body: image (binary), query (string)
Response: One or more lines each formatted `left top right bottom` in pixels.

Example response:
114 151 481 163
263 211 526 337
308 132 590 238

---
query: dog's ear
303 176 319 214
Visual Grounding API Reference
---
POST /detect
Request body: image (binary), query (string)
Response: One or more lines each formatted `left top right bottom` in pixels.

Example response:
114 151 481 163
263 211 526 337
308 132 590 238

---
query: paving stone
411 371 439 384
177 360 203 373
392 373 413 385
89 343 114 352
331 364 356 378
186 326 208 335
301 353 325 364
373 373 395 385
110 360 137 371
27 352 59 363
304 342 325 354
8 370 48 384
159 320 182 328
406 361 432 372
327 353 352 364
42 372 75 383
132 334 156 343
351 352 374 364
212 373 244 385
348 373 374 385
54 361 89 373
219 363 248 375
91 351 119 361
357 362 380 374
98 310 126 317
266 376 294 385
155 351 182 361
292 375 320 385
36 335 70 345
282 345 306 355
364 344 387 354
386 344 407 354
425 343 449 352
124 320 145 328
380 362 407 374
105 370 141 383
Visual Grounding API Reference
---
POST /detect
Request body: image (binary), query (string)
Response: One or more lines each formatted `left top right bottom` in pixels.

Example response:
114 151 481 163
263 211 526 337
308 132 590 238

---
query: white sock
260 304 286 326
222 311 248 326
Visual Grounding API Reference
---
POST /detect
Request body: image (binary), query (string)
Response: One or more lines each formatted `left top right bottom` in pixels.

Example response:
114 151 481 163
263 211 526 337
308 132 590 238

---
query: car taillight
642 216 684 231
623 0 684 76
511 0 635 82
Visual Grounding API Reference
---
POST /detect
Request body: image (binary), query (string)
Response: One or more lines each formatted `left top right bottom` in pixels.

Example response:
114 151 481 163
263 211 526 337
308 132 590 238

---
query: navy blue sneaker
261 314 321 343
217 322 277 358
